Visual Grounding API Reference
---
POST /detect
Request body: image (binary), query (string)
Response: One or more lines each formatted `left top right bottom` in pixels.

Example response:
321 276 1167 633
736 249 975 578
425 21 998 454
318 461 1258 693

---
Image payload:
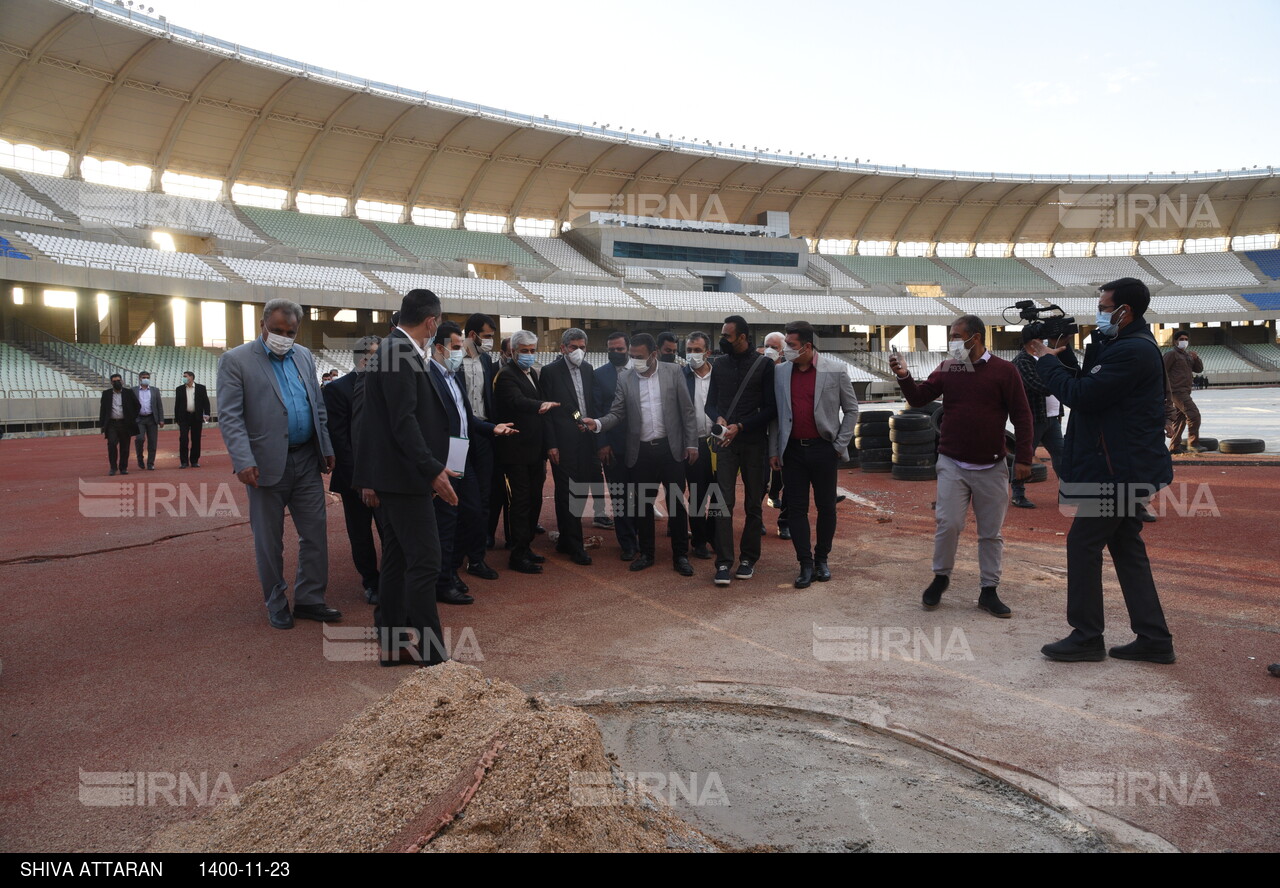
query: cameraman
1030 278 1175 664
1009 328 1071 508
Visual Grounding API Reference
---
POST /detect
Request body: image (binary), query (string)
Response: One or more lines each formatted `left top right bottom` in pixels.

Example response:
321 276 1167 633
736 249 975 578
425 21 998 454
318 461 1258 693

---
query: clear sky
129 0 1279 175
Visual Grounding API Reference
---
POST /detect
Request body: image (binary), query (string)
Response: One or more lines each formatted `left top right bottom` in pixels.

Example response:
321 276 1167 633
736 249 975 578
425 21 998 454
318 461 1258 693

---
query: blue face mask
517 353 536 370
1096 307 1122 338
445 348 465 373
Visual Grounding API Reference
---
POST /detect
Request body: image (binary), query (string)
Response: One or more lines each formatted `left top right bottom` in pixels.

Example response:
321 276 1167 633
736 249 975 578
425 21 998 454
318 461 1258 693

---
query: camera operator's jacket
1034 322 1172 505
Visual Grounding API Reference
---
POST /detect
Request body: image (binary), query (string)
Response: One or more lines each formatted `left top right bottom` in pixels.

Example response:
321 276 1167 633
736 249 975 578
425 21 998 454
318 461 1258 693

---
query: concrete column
185 299 204 347
153 298 176 347
106 294 127 344
224 301 244 348
75 289 100 344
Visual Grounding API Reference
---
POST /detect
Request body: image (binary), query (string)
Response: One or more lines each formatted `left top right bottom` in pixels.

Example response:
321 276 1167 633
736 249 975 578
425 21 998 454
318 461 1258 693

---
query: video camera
1007 300 1078 341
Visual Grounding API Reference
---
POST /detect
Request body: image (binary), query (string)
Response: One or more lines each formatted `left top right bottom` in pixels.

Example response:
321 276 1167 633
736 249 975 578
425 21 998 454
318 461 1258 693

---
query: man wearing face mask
99 373 140 476
459 313 502 553
174 370 211 468
595 331 640 560
132 371 165 471
218 298 339 631
539 328 599 565
657 331 681 365
1009 328 1072 508
682 332 716 560
705 315 777 586
1164 330 1205 453
890 315 1033 618
1029 278 1176 664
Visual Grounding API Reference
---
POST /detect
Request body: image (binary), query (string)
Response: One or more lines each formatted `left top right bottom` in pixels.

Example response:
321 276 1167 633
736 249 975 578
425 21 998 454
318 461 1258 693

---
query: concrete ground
0 423 1276 853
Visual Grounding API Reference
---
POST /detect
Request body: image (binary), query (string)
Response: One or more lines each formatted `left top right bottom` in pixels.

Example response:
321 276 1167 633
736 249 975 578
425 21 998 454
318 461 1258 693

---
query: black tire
892 441 937 456
855 436 891 452
1196 437 1219 451
859 448 892 463
860 410 894 422
906 401 943 417
861 461 892 474
855 421 889 437
1219 438 1265 454
890 428 938 445
892 465 937 481
1028 463 1049 483
892 453 937 468
889 414 931 431
930 405 944 435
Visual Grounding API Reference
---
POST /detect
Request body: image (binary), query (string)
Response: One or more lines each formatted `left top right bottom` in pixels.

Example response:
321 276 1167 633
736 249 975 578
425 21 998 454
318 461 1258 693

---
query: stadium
1 0 1277 857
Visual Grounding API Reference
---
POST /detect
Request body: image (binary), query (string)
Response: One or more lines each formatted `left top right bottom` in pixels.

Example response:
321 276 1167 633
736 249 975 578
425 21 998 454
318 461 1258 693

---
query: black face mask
719 337 736 355
659 353 677 363
112 381 123 390
608 351 628 367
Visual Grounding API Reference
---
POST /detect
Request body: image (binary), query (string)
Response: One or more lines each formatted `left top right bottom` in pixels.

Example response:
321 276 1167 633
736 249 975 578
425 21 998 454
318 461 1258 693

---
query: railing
1221 331 1280 372
9 319 136 387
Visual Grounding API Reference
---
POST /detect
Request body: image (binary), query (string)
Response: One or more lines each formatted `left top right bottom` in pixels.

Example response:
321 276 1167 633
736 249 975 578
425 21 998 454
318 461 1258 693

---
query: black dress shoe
778 526 792 541
453 574 470 594
268 608 294 630
527 551 546 564
630 554 655 571
690 544 712 560
814 562 831 582
437 588 474 605
568 549 592 566
466 561 499 580
1042 636 1106 662
673 556 694 576
794 564 814 589
1012 496 1036 509
922 574 949 609
364 587 378 605
293 604 343 622
1109 638 1175 664
620 547 638 561
535 524 547 534
179 463 188 469
509 559 542 574
486 535 497 549
190 462 200 468
977 586 1012 618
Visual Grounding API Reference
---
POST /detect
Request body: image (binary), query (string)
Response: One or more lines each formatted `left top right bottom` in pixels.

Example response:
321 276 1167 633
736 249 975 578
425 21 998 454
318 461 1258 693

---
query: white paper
447 436 470 477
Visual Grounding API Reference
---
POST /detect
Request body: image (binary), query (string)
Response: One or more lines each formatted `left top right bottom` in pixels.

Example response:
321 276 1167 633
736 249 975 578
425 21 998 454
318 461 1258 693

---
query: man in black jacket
1031 278 1176 664
1010 328 1068 508
539 328 598 565
457 313 504 553
352 290 458 667
99 373 140 476
323 336 382 605
594 331 639 560
174 370 211 468
705 315 776 586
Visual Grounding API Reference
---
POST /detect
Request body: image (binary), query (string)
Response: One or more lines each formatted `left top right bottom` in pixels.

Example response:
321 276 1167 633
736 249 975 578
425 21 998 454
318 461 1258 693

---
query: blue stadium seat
1241 291 1280 311
1246 250 1280 280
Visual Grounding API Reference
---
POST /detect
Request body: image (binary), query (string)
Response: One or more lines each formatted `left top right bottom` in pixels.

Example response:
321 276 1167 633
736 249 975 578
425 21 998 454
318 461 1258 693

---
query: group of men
98 370 211 473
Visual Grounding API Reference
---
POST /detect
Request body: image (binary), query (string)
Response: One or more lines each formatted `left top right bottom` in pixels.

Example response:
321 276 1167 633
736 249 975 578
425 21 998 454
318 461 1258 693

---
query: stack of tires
891 409 938 482
854 410 893 473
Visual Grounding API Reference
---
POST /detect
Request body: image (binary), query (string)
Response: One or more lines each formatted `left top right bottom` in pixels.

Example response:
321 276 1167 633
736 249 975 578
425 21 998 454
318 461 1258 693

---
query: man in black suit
323 336 382 605
457 313 504 560
681 332 716 560
594 331 638 560
493 330 560 574
352 290 458 667
173 370 211 468
99 373 140 476
538 327 598 565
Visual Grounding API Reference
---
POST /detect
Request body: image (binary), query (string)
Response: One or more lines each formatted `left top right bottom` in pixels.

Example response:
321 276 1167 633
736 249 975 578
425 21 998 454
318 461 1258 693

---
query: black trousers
178 417 203 465
781 439 840 565
375 491 445 665
603 450 638 552
682 437 716 549
1066 515 1172 645
488 447 509 543
505 461 546 563
338 486 382 592
550 440 592 554
454 436 491 568
436 465 482 591
134 414 159 467
712 435 767 566
633 440 689 559
105 420 131 470
767 463 788 530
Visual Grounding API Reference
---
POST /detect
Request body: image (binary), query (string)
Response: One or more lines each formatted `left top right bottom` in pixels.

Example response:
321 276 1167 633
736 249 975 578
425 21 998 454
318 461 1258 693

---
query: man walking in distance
132 371 165 471
682 332 716 561
174 370 211 468
705 315 776 586
493 330 560 574
539 328 598 566
218 299 341 630
1165 330 1206 453
595 331 639 561
99 373 139 476
1010 328 1069 508
353 290 458 666
770 322 858 588
1032 278 1176 664
584 334 699 575
323 335 382 606
890 315 1033 618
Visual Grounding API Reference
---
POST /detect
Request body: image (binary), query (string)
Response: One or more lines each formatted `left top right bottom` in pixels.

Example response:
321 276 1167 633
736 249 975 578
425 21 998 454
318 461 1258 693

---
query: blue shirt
262 339 314 446
431 358 469 439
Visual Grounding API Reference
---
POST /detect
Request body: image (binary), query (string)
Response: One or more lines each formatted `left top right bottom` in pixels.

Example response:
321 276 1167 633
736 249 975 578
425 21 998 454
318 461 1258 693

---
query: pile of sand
147 663 719 853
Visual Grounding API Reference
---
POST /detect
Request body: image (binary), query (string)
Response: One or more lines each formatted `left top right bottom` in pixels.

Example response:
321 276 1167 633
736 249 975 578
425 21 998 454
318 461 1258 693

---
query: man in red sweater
890 316 1034 617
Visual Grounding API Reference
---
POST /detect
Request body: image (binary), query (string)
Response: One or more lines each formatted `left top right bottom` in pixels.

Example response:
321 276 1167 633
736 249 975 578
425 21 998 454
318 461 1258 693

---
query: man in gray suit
585 333 699 576
217 298 340 630
132 371 165 470
769 321 858 588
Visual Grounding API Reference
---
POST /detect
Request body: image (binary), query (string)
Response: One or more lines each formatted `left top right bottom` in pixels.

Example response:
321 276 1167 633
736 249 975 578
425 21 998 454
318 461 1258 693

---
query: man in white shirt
132 371 165 470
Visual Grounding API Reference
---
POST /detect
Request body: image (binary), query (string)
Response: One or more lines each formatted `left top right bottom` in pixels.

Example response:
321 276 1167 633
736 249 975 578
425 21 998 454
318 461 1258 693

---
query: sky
105 0 1280 175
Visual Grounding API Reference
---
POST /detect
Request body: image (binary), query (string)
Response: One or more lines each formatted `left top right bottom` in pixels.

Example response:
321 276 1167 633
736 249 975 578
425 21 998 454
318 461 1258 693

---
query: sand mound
147 663 719 853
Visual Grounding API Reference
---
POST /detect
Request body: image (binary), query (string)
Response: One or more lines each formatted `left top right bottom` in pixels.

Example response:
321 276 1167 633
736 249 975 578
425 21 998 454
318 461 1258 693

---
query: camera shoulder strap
724 354 767 424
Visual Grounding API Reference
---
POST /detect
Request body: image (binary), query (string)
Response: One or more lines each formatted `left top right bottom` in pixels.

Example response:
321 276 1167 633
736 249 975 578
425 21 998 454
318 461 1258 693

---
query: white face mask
783 346 801 363
139 379 150 387
686 351 706 369
567 348 585 367
948 337 972 362
479 336 494 354
266 332 295 356
763 347 780 361
629 357 651 373
1176 340 1188 350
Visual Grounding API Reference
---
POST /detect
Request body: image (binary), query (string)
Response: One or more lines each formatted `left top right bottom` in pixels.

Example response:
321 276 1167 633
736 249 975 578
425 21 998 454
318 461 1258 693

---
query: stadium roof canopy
2 0 1277 245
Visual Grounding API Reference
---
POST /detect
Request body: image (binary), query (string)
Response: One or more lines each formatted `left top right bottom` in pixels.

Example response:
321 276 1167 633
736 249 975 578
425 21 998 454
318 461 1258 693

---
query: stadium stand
1188 345 1259 374
62 344 221 390
22 231 227 282
628 289 757 314
313 350 354 378
0 342 93 395
1026 256 1162 287
944 297 1030 320
1241 343 1280 368
820 352 881 383
851 295 959 317
221 257 384 293
642 267 705 285
1148 294 1248 317
375 222 542 266
521 282 642 308
370 271 529 304
829 256 968 287
939 257 1056 290
622 266 658 281
809 255 867 289
1145 253 1260 288
1245 250 1280 280
1241 292 1280 311
240 206 399 261
765 272 824 290
519 235 613 277
0 176 61 222
751 293 859 314
19 172 264 242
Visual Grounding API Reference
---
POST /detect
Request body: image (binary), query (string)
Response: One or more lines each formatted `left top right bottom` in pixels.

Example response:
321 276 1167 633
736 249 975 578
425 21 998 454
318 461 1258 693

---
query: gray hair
262 298 304 325
561 327 588 347
511 330 538 350
764 330 785 347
